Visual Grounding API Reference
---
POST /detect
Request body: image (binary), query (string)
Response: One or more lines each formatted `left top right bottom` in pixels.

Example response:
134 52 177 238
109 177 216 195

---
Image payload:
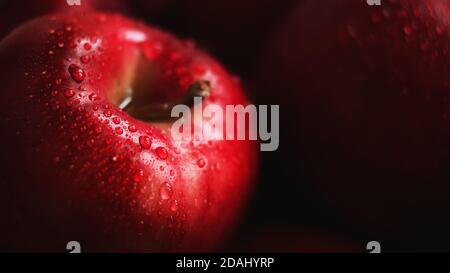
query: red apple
256 0 450 237
0 0 127 40
0 11 258 252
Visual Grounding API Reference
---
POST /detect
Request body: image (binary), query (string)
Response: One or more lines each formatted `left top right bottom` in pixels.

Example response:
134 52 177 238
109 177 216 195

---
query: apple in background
134 0 299 77
0 0 127 39
0 12 258 252
256 0 450 243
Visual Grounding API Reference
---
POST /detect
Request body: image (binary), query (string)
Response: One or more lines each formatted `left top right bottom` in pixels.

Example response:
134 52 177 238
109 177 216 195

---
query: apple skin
0 0 126 40
0 12 258 252
257 0 450 239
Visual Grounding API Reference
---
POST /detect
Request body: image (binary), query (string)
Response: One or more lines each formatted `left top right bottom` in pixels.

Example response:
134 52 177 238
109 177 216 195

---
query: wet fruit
0 12 258 252
257 0 450 241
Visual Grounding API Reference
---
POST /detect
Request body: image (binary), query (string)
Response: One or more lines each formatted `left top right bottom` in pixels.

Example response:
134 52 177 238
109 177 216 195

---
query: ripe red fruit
0 12 258 252
257 0 450 236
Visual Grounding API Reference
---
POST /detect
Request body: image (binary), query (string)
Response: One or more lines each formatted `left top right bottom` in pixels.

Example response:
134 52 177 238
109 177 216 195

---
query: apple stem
122 80 211 122
118 87 134 110
118 95 133 110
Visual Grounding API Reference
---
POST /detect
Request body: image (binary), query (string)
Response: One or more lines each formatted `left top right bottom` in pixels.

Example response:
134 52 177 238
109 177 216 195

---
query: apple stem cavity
123 80 211 122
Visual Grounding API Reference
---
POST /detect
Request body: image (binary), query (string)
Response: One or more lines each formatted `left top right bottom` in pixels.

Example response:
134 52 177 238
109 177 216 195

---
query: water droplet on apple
128 125 137 132
160 183 172 200
64 88 75 98
112 117 120 124
139 136 152 150
68 64 86 83
115 127 123 135
88 93 99 101
155 147 168 160
133 170 144 182
86 139 95 147
197 158 206 168
95 126 102 134
103 110 112 117
80 55 90 64
170 200 178 212
403 25 413 35
83 42 92 50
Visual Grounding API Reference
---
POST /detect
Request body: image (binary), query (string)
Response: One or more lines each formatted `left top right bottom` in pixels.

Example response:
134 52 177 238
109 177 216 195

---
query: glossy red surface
0 12 258 252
